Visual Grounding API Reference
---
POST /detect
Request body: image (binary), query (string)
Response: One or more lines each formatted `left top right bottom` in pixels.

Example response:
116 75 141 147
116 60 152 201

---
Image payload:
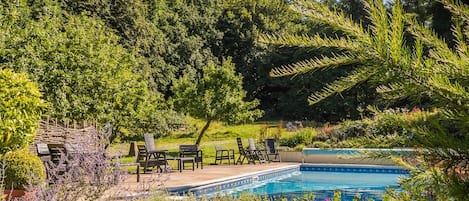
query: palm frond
427 75 469 106
424 58 469 79
441 0 469 35
389 0 407 63
363 0 389 56
406 17 453 55
259 33 361 50
290 0 371 43
413 38 424 68
376 82 409 100
451 18 469 57
308 66 376 104
270 53 367 77
409 19 464 70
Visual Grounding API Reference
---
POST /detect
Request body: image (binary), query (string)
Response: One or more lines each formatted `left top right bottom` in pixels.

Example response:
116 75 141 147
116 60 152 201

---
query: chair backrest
37 143 50 155
265 138 276 154
236 138 245 151
37 143 51 162
137 145 146 162
144 133 156 152
48 144 65 164
248 138 257 151
179 144 198 152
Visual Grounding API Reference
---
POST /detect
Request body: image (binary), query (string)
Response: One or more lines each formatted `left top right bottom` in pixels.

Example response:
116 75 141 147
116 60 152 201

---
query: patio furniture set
137 135 281 174
32 134 281 183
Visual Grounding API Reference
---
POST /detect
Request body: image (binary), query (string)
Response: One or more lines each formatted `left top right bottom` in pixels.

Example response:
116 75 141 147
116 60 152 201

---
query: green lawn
112 122 286 167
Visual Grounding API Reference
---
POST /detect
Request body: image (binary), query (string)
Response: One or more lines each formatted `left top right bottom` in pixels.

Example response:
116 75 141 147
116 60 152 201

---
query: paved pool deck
101 162 298 200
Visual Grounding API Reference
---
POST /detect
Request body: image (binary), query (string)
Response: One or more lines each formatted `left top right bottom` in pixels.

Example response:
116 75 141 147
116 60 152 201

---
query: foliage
263 0 469 199
0 69 45 154
172 59 263 144
138 188 338 201
0 1 169 142
219 0 377 121
280 128 316 148
3 149 46 190
62 0 223 94
311 141 332 149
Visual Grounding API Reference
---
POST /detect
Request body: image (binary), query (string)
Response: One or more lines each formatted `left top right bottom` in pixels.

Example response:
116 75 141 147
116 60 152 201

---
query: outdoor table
166 157 195 172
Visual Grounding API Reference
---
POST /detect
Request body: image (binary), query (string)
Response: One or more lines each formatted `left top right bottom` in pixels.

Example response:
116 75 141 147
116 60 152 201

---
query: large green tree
0 0 160 141
262 0 469 199
62 0 223 94
172 59 263 145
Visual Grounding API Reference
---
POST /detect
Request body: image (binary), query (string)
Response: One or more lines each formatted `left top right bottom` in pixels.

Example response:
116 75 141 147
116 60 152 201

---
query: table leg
136 164 140 182
179 159 182 173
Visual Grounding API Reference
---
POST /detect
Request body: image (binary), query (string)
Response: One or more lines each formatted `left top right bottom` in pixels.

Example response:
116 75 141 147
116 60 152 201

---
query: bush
0 69 45 154
312 141 332 148
3 149 46 189
280 128 316 148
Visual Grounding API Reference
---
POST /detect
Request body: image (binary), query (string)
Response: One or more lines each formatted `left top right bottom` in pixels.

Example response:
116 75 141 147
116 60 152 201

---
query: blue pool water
173 164 408 201
235 171 404 201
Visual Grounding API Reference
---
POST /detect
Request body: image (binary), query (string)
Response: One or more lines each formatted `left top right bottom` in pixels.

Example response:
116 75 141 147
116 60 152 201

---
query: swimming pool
170 164 408 201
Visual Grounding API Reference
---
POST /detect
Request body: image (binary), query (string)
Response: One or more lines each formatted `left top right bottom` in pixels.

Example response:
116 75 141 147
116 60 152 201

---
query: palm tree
261 0 469 199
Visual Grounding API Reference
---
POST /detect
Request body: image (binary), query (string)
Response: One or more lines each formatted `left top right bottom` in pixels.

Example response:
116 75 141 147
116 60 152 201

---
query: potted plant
2 149 46 199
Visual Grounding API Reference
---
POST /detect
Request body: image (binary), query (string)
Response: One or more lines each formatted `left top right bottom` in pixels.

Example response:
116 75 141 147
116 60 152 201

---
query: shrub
0 69 45 154
312 141 332 148
3 149 46 189
280 128 316 148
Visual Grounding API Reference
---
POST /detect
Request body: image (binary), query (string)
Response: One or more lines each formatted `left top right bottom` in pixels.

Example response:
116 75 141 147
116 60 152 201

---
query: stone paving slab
101 162 297 200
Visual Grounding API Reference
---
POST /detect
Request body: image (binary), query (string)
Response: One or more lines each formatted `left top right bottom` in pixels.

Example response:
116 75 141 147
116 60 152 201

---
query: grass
112 121 286 168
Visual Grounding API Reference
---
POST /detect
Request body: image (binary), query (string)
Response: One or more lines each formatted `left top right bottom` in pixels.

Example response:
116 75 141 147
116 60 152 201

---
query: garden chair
214 145 235 165
142 133 168 173
179 144 203 169
36 143 51 163
264 138 280 162
236 138 255 164
248 138 267 163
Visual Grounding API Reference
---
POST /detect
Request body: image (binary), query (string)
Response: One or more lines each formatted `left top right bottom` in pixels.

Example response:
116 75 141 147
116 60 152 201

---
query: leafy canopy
172 58 263 144
0 0 161 140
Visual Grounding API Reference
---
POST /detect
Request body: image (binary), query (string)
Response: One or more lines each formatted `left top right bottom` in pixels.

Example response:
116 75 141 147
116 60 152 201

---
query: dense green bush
312 108 424 148
0 69 45 154
3 149 46 189
280 128 316 148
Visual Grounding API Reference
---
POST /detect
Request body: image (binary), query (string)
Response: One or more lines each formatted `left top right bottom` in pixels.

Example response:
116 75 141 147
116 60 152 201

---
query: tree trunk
195 119 211 145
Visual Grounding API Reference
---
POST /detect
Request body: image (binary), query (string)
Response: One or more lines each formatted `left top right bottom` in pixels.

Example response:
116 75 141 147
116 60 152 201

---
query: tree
0 69 45 154
171 59 263 145
61 0 223 94
261 0 469 199
0 1 158 142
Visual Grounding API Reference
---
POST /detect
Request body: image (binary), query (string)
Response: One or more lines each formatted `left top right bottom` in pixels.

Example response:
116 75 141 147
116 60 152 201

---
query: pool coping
302 148 416 155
